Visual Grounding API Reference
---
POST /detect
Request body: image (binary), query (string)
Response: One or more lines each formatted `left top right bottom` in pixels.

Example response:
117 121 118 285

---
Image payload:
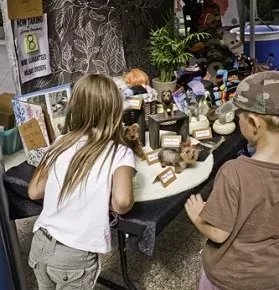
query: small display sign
161 135 181 148
153 167 177 188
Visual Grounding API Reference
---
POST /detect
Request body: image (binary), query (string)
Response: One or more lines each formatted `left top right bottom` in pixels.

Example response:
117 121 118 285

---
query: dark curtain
21 0 173 94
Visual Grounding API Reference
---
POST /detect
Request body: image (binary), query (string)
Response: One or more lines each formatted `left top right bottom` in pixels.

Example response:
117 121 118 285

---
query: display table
3 129 247 290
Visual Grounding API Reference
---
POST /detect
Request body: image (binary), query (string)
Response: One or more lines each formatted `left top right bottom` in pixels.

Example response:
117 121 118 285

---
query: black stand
148 111 189 150
97 230 139 290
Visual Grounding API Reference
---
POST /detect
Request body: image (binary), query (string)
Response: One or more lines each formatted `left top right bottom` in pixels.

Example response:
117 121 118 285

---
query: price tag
145 150 160 166
24 33 39 53
153 167 177 188
161 135 181 148
193 128 212 140
18 118 47 151
126 96 143 110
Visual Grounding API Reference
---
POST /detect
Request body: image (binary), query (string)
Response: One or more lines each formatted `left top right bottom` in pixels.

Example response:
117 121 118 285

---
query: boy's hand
185 194 206 224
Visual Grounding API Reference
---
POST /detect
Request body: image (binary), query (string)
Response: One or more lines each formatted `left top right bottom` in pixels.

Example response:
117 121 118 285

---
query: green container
0 127 23 155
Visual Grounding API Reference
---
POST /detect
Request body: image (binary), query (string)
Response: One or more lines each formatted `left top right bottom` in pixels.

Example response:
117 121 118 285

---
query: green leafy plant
148 16 210 83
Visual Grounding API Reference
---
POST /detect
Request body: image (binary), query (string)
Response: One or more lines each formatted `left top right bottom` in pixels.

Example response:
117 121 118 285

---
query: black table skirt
3 129 246 256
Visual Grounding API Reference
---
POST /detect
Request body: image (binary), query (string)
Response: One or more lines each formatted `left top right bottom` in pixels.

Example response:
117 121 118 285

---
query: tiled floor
1 43 206 290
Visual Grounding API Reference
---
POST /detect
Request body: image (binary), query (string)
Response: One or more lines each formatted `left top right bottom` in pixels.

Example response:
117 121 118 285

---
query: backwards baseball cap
230 71 279 116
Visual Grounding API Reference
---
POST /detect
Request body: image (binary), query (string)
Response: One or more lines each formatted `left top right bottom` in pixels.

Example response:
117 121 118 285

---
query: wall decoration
13 101 50 167
14 13 51 83
18 0 172 94
15 84 71 138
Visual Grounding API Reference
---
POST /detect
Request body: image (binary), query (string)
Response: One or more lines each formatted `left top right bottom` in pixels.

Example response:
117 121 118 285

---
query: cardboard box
0 93 15 130
0 111 14 130
0 93 14 112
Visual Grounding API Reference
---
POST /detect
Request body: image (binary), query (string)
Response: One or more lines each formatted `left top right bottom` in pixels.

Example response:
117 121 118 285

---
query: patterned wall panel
20 0 172 94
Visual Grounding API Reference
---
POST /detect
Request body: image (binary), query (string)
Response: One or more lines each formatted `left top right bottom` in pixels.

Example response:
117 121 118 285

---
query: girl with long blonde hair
28 74 136 289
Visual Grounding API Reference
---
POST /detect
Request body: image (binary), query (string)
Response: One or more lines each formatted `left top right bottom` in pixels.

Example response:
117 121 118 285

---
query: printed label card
161 135 181 148
145 150 160 166
153 167 177 188
193 128 212 140
126 96 143 110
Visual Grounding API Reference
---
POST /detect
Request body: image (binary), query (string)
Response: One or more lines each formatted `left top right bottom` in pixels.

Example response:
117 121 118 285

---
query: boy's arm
185 161 239 244
185 194 230 243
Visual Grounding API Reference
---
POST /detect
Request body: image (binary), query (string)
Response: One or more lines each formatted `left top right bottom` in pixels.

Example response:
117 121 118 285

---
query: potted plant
149 15 210 100
0 9 4 40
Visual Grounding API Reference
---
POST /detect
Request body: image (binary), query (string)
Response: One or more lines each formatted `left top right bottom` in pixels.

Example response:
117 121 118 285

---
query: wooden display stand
148 111 189 150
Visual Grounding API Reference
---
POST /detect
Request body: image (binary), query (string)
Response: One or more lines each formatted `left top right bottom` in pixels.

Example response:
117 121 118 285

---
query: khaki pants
29 229 101 290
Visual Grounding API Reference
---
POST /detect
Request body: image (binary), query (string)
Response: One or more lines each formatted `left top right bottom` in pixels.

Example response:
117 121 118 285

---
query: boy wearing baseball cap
185 71 279 290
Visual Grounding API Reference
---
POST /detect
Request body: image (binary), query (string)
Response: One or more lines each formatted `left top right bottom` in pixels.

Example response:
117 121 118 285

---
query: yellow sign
24 33 39 53
7 0 43 20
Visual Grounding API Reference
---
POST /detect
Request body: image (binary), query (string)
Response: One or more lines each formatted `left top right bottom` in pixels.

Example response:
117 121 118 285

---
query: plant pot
151 78 177 103
0 26 4 40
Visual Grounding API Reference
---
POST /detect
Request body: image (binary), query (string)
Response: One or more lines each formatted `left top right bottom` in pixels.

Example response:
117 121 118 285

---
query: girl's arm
111 166 135 215
28 173 48 200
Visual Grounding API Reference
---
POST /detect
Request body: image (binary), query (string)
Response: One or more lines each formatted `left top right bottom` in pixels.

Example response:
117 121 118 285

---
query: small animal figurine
123 123 145 160
180 146 200 166
161 90 174 118
158 145 200 173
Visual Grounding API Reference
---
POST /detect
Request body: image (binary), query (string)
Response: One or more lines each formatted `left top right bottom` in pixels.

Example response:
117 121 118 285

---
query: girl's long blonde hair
34 73 126 203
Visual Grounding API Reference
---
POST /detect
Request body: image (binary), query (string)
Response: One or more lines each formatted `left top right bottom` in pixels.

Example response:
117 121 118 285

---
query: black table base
98 230 139 290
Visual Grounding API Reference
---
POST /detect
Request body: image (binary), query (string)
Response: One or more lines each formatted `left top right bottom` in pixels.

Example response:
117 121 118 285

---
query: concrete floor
1 43 206 290
15 213 205 290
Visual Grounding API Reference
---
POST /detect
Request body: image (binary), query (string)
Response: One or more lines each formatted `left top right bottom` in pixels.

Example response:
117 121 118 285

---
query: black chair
0 160 27 289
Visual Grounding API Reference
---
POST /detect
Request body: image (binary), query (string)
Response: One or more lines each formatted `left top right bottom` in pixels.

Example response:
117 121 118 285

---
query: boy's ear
248 114 261 134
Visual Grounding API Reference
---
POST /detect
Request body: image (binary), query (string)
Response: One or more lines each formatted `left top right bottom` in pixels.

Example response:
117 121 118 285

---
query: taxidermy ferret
161 90 174 118
123 123 145 160
158 146 200 174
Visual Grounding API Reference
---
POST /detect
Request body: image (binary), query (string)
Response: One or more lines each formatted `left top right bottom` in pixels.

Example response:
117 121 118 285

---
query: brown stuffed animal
161 90 174 118
123 123 145 160
158 145 200 173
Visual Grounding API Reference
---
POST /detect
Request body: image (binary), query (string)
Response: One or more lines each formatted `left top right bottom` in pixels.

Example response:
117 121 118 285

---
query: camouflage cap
231 71 279 116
